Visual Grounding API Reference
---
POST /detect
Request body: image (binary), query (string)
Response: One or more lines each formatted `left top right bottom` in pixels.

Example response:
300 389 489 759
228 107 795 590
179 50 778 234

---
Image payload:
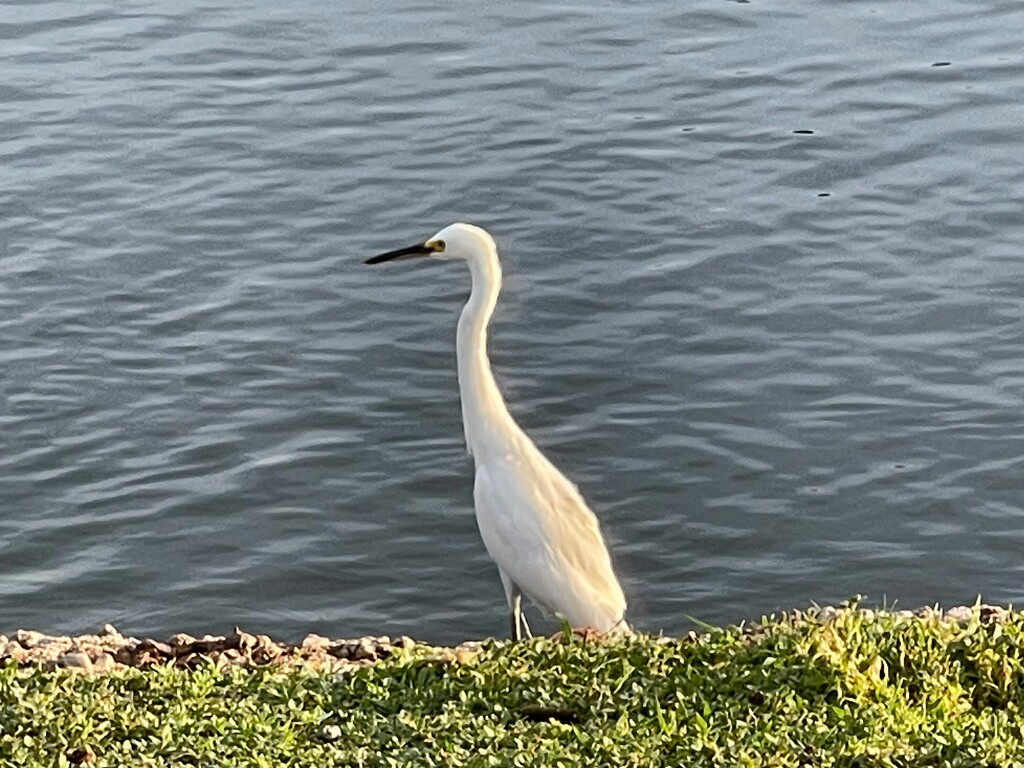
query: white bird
365 223 628 640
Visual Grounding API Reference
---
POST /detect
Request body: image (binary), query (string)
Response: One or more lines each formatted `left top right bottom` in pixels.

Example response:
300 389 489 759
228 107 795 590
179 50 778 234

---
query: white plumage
366 223 627 639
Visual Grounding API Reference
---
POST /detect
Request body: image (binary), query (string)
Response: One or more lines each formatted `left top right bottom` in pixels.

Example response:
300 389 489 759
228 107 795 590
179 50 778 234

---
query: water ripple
2 0 1024 642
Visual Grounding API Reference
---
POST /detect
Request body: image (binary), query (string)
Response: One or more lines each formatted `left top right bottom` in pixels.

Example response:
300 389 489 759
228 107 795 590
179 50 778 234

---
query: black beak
364 242 433 265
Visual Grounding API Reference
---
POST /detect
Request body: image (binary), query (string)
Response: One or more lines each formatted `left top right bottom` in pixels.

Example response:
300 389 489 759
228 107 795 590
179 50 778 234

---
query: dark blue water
2 0 1024 643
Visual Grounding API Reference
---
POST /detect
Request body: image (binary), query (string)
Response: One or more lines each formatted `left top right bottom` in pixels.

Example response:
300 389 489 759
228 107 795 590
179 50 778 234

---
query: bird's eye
431 240 446 252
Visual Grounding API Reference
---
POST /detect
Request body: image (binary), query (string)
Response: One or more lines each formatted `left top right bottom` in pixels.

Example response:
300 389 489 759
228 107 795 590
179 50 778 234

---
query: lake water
2 0 1023 644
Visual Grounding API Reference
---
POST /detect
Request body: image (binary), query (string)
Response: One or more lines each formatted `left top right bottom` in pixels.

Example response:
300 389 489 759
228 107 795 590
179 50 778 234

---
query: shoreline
1 602 1012 674
0 626 430 674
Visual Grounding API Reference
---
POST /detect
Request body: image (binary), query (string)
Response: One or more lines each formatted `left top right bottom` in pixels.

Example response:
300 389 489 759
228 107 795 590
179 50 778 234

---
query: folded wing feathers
473 433 627 633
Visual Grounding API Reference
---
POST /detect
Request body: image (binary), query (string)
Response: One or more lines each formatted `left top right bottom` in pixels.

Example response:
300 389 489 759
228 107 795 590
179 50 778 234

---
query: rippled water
2 0 1023 643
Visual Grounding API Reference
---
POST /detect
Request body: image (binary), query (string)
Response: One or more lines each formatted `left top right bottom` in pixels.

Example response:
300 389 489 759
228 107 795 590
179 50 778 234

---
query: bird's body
366 223 627 637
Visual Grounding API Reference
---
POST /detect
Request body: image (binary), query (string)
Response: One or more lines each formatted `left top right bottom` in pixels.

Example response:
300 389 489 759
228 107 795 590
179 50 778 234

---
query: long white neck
456 244 520 458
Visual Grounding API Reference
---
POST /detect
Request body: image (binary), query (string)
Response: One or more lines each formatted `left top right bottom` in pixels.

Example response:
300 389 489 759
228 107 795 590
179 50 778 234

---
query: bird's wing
531 455 627 625
473 448 626 631
474 462 549 600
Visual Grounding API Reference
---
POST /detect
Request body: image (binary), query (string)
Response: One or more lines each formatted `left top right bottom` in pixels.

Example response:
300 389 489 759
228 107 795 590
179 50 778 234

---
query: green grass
3 606 1024 767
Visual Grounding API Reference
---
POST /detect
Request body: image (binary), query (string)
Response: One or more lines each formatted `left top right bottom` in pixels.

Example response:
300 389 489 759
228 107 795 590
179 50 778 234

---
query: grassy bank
2 604 1023 767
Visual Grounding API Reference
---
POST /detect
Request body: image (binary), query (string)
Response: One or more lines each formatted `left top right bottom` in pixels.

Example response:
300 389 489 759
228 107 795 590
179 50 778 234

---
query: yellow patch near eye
429 240 446 252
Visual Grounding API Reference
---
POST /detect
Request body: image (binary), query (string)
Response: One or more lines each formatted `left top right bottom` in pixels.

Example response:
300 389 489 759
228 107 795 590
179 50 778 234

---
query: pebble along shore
0 604 1011 675
0 626 484 674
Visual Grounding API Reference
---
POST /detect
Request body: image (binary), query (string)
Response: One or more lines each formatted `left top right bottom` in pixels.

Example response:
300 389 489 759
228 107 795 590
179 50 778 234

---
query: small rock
330 659 359 675
214 649 245 670
327 640 355 660
174 653 203 669
250 648 276 664
0 640 17 661
169 634 226 657
56 652 94 673
230 627 258 652
945 606 973 623
980 605 1007 623
352 638 378 661
188 635 227 654
453 647 480 664
91 653 117 673
138 638 173 657
301 634 331 652
168 633 195 649
65 745 95 764
33 642 71 663
394 635 415 649
132 650 163 667
37 635 72 648
100 624 121 638
319 724 343 743
16 630 46 648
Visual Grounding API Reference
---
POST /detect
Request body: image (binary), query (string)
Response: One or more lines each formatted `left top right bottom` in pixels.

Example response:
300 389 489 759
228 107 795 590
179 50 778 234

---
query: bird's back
472 432 627 632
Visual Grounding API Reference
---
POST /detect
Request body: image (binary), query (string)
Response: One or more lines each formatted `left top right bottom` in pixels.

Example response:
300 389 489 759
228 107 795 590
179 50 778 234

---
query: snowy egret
365 223 628 639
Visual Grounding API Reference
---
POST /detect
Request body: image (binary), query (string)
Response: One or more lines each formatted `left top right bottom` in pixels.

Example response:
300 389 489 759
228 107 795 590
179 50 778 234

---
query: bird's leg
510 588 523 641
519 612 532 640
510 585 532 641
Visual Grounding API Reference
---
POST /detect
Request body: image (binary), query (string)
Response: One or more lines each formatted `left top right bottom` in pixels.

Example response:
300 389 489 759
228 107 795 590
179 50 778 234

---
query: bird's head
365 222 497 266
